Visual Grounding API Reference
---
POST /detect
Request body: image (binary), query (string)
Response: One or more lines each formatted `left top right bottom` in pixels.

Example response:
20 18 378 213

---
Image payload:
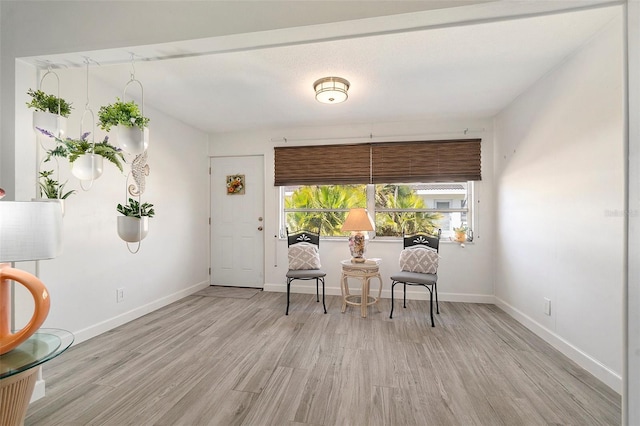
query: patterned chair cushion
399 246 438 274
288 242 322 270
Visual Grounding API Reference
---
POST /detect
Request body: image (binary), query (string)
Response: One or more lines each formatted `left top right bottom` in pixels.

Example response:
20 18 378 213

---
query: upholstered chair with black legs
389 229 441 327
285 228 327 315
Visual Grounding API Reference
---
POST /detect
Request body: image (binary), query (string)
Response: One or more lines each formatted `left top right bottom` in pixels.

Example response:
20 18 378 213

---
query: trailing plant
26 89 73 117
39 170 75 199
117 198 155 218
98 98 150 132
37 128 126 172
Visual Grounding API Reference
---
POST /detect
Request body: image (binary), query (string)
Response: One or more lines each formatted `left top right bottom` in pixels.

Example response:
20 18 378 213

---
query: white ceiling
26 4 620 135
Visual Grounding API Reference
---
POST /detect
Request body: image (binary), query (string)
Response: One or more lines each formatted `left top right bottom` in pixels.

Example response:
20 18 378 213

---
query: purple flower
35 127 55 138
80 132 90 141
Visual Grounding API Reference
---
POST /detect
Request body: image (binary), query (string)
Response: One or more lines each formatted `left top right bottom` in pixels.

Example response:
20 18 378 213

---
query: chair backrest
286 228 321 247
403 229 441 252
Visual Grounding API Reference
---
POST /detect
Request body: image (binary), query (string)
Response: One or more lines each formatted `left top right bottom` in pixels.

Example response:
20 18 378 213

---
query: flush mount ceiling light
313 77 350 104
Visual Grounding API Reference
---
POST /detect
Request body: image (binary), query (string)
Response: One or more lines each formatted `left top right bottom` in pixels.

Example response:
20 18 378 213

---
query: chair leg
390 281 396 318
403 283 407 308
321 277 327 314
316 278 319 303
434 282 439 314
286 279 291 315
429 287 435 327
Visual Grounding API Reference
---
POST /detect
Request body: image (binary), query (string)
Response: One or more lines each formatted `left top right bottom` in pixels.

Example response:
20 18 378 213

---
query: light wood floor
26 288 620 425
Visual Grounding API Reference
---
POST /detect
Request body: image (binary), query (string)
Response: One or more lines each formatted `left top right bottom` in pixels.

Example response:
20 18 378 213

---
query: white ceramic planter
33 111 66 137
37 198 65 217
71 154 103 181
117 216 149 242
116 125 149 155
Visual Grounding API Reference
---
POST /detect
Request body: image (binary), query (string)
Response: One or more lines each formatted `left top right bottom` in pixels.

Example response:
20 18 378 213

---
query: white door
210 156 264 287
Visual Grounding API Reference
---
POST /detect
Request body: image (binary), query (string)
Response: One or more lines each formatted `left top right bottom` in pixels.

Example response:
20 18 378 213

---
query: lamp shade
341 208 374 232
0 201 63 262
314 77 350 104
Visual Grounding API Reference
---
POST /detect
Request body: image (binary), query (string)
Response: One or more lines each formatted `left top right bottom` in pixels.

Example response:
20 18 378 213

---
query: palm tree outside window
281 182 472 239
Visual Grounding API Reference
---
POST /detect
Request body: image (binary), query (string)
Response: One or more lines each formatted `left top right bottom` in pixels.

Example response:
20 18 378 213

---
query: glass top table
0 328 74 380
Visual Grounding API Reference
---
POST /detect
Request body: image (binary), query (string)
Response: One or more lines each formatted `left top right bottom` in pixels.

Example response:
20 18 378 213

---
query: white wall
494 16 624 391
13 63 210 344
627 2 640 422
209 118 495 302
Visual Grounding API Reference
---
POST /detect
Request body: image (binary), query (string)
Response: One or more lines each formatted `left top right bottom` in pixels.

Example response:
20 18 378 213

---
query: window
276 139 480 238
281 182 473 238
282 184 366 236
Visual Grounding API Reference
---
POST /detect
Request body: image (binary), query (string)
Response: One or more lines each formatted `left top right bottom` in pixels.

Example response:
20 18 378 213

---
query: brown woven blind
274 139 481 185
371 139 481 183
274 144 371 185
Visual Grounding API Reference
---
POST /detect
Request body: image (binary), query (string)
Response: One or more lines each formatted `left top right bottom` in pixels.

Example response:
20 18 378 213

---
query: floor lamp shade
0 201 63 355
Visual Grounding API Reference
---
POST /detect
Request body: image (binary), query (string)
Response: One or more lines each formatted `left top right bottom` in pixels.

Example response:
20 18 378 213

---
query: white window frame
280 182 474 240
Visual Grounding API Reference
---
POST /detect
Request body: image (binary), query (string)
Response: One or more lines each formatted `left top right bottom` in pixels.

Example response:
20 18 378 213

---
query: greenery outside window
281 182 472 239
282 185 366 236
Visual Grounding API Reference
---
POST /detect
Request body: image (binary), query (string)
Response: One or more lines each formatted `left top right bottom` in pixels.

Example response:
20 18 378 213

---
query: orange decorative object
0 264 50 355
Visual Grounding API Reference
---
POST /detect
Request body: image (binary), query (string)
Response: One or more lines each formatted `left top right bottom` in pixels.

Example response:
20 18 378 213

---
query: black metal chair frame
389 229 441 327
285 228 327 315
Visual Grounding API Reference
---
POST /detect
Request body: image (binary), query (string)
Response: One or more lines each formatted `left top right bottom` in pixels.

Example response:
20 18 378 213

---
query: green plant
453 225 468 233
283 184 443 237
39 170 75 199
37 128 126 172
26 89 73 117
98 98 150 132
117 198 155 218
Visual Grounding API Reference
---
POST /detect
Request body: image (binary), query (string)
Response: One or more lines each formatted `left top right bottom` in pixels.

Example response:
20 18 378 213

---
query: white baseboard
494 296 622 393
31 281 209 404
263 282 494 304
72 281 210 345
32 281 619 404
265 283 621 392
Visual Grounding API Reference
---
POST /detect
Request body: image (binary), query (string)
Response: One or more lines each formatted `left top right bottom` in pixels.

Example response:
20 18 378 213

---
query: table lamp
341 208 374 263
0 201 62 355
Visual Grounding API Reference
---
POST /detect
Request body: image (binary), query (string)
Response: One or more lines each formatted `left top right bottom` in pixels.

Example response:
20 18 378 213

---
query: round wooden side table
340 259 383 318
0 329 73 426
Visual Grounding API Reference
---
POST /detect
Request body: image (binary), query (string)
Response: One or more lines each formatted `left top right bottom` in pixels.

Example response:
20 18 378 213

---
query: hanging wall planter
98 83 150 156
37 129 125 172
74 59 104 190
32 110 67 139
37 169 75 217
115 125 149 155
71 153 104 181
98 62 149 154
117 216 149 242
116 197 155 249
38 198 66 218
27 76 72 138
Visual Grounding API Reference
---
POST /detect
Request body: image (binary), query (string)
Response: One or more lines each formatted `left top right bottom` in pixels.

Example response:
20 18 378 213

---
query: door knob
258 226 263 231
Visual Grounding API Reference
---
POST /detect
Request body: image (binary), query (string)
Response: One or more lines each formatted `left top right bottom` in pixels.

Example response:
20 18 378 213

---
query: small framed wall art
226 174 245 195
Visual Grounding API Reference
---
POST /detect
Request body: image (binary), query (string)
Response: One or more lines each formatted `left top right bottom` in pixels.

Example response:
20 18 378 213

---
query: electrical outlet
116 288 125 303
544 298 551 316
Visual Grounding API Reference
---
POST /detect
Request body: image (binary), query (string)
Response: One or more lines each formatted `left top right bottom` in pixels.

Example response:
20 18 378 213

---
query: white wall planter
71 154 103 181
36 198 65 217
116 125 149 155
33 111 66 137
117 216 149 242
